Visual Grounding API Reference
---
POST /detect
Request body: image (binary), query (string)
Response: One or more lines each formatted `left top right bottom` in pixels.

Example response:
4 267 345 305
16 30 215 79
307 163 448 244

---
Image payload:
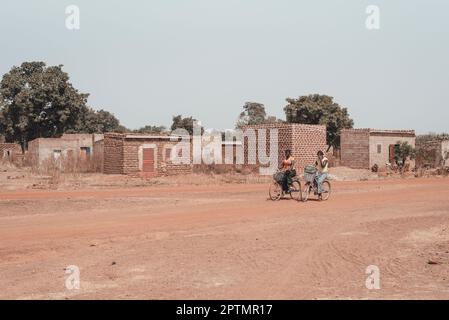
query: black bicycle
269 170 302 201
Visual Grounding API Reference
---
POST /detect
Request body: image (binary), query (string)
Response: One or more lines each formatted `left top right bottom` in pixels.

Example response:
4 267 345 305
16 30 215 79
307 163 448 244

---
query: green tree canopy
236 102 282 129
284 94 354 148
170 115 199 135
0 62 128 148
133 125 167 134
0 62 89 150
394 141 416 166
81 109 127 133
236 102 267 128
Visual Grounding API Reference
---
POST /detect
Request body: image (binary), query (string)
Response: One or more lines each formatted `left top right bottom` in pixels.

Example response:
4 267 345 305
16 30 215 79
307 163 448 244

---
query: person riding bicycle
281 149 296 192
315 150 329 199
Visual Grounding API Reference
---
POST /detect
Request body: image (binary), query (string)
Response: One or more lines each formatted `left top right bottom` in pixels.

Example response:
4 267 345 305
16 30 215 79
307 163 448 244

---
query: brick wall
103 133 193 177
416 139 448 168
242 123 327 173
341 129 416 169
242 123 291 172
103 134 125 174
292 124 327 171
340 129 370 169
104 126 327 177
0 143 22 163
123 138 192 177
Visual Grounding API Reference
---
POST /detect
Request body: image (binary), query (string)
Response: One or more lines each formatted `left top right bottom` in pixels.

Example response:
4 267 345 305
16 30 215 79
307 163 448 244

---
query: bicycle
268 170 302 201
301 166 331 202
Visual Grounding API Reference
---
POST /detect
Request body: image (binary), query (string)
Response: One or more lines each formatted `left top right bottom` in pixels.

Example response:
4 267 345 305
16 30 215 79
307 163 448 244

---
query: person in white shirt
315 150 329 199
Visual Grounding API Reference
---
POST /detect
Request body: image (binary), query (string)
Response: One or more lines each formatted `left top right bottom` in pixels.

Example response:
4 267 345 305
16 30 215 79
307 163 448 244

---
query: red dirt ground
0 177 448 299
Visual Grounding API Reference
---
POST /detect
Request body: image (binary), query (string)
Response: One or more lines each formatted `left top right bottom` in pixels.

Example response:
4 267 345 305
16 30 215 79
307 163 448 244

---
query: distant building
103 133 193 177
0 143 22 163
102 124 327 177
416 138 449 168
241 123 327 172
340 129 416 169
27 133 103 165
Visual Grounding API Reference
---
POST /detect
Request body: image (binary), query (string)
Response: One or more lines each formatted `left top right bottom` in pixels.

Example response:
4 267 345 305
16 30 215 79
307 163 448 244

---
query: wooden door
142 148 155 173
389 144 395 163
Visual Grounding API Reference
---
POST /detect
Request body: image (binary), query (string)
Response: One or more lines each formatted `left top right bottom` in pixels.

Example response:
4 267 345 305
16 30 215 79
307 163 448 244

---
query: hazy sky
1 0 448 133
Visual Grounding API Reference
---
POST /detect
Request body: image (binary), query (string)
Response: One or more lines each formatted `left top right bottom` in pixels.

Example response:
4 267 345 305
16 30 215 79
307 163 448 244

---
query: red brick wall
0 143 22 163
340 129 370 169
103 133 193 177
242 123 291 170
292 124 327 171
242 123 326 173
103 134 125 174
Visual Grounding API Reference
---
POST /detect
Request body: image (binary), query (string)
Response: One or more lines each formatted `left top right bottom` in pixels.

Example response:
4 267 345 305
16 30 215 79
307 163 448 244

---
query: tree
284 94 354 148
394 141 416 168
133 125 167 134
0 62 89 150
416 133 449 145
171 115 199 135
81 109 126 133
265 115 282 124
236 102 282 129
236 102 267 128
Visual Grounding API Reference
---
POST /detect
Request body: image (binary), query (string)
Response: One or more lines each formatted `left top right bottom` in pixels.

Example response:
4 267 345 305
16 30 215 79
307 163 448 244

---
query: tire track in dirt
1 178 449 299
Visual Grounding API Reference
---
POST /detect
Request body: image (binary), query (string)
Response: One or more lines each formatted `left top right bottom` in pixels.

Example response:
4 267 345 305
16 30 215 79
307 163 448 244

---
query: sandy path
0 178 448 299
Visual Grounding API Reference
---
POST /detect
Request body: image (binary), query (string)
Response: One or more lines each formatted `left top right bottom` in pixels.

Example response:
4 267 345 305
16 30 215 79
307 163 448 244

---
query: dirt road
0 177 448 299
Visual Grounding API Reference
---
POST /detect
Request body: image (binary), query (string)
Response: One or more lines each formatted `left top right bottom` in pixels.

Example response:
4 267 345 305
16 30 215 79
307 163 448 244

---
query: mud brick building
416 138 449 168
103 133 193 177
241 123 327 172
340 129 416 169
93 139 104 172
27 134 104 165
0 143 22 163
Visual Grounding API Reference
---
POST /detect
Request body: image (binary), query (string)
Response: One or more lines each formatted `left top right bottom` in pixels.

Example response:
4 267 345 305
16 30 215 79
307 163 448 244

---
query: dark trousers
282 170 293 192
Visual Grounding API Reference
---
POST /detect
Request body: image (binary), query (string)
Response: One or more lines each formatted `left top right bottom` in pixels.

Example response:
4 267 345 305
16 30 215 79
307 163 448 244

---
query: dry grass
150 172 272 186
192 164 259 175
18 153 102 189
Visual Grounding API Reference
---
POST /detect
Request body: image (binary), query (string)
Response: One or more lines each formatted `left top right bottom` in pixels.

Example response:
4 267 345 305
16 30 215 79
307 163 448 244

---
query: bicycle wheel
269 181 282 201
289 180 302 201
320 181 331 201
302 182 311 202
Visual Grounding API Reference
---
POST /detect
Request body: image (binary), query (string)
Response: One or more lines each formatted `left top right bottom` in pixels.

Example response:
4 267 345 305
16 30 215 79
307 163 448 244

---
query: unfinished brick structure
340 129 416 169
241 123 327 172
416 138 449 168
0 143 22 162
103 133 193 177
